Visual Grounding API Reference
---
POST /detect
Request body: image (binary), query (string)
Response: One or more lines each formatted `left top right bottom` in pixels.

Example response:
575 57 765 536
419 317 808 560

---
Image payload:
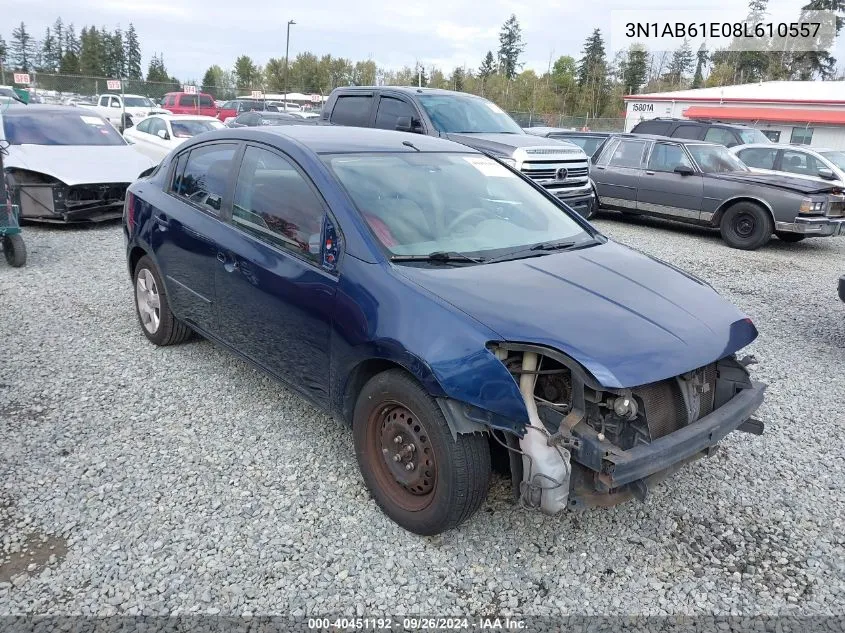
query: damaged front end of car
7 170 129 223
483 343 766 512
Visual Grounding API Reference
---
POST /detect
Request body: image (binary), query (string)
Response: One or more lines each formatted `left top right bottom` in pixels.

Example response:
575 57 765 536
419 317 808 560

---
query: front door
592 137 649 212
150 141 239 333
637 141 703 222
213 144 337 404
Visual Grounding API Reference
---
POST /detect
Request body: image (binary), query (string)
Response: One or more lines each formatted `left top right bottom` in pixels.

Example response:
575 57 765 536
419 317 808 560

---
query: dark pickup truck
320 87 596 217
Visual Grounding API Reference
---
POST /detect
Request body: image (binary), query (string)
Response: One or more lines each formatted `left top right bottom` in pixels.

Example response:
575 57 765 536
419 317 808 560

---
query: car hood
395 241 757 388
445 132 578 157
707 171 840 194
5 145 155 186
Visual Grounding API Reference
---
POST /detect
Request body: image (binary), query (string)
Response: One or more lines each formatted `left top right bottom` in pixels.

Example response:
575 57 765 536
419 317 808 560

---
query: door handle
153 213 170 229
645 171 655 175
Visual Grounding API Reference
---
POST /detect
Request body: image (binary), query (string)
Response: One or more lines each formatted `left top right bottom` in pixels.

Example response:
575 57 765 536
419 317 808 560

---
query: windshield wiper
485 238 598 264
390 251 486 264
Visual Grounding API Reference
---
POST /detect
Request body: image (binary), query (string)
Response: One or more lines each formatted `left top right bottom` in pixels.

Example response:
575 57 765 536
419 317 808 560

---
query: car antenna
402 140 421 152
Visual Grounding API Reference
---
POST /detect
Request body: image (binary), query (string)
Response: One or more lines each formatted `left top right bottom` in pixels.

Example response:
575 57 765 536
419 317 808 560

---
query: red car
162 92 218 117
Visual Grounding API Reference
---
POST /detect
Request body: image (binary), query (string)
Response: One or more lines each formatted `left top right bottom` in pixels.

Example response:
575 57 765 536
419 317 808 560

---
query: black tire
133 255 192 346
775 231 805 243
582 189 598 220
2 234 26 267
719 202 773 250
352 369 491 535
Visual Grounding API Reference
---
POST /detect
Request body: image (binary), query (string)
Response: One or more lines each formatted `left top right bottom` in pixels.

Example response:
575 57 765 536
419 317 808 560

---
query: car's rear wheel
133 255 192 346
720 202 773 250
2 234 27 267
775 231 805 243
352 369 491 535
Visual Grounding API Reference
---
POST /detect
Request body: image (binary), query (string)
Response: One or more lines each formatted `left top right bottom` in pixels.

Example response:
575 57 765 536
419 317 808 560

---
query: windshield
418 95 523 135
738 128 772 144
326 152 590 259
687 144 748 173
3 110 126 146
123 96 154 108
819 151 845 172
171 119 223 137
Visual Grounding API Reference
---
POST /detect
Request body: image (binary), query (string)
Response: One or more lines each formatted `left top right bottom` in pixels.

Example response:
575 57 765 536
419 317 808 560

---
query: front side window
149 118 168 137
123 96 154 108
736 147 778 169
417 94 522 134
135 118 152 134
2 110 126 146
330 95 373 126
325 152 591 259
781 150 824 177
179 95 197 107
172 143 238 215
374 97 417 131
647 143 694 172
109 96 121 108
790 127 814 145
704 127 740 147
607 139 648 168
199 95 214 107
232 146 324 260
686 144 748 173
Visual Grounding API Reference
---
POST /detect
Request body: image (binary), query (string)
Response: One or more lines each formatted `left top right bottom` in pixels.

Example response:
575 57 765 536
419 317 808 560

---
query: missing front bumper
13 182 127 223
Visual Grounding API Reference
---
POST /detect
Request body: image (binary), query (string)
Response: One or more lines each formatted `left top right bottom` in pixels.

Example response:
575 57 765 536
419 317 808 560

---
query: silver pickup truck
592 134 845 249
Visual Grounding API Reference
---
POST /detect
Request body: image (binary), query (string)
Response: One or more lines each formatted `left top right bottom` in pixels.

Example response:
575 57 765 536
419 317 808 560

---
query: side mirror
157 129 170 140
818 168 836 180
395 116 413 132
674 165 695 176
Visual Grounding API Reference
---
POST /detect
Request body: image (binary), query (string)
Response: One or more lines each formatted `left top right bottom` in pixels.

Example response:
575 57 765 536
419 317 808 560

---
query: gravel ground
0 215 843 619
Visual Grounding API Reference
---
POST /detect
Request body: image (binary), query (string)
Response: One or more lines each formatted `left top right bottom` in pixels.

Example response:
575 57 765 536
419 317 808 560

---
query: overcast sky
6 0 844 80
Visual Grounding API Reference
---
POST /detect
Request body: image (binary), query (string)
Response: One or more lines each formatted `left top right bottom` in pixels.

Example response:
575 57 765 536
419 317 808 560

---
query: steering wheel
446 207 489 233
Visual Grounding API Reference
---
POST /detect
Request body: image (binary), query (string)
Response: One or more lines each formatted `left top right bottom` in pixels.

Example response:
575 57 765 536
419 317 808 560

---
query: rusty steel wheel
352 369 492 535
369 403 437 512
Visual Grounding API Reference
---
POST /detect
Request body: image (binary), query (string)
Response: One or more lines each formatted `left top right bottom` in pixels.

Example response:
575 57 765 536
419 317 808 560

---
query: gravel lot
1 215 843 619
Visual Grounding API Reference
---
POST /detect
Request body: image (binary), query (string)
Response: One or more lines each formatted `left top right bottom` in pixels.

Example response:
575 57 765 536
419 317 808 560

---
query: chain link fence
508 111 626 132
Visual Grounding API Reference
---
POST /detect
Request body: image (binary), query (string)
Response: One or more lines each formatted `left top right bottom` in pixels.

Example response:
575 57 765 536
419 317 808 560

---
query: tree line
1 0 843 115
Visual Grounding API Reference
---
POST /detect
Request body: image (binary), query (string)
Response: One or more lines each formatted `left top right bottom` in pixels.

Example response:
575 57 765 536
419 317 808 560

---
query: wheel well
341 358 407 425
128 246 147 279
712 197 775 227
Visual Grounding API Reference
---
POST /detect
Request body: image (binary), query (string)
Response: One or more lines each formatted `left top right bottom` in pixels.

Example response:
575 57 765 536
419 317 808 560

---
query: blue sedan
123 126 765 535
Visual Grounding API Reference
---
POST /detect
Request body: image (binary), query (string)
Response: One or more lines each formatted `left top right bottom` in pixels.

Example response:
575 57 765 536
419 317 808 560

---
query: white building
623 81 845 149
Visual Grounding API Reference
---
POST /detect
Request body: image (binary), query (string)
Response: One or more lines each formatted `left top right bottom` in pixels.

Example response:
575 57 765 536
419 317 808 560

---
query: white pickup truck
77 94 170 130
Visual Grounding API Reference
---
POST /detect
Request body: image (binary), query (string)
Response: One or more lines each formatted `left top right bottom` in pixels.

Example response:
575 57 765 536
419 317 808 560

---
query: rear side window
232 146 324 261
736 147 778 169
330 95 373 127
633 120 671 135
672 124 702 139
647 143 693 172
374 97 416 130
704 127 740 147
607 139 648 168
199 95 214 107
179 95 197 107
171 143 238 216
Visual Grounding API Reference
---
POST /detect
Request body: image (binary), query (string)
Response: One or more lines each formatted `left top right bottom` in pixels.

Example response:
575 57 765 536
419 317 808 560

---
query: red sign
13 73 30 85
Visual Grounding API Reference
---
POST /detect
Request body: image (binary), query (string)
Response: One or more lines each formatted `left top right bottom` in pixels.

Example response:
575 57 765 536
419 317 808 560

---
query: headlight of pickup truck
799 198 825 215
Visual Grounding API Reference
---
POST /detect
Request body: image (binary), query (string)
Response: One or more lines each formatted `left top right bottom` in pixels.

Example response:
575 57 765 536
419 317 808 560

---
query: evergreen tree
577 29 606 86
665 39 694 86
0 36 7 68
60 24 80 75
497 14 525 80
234 55 260 90
478 51 496 78
79 26 105 76
52 18 64 55
104 27 126 77
124 24 142 79
10 22 36 71
146 53 170 83
450 66 466 91
622 45 648 94
201 65 225 93
790 0 844 79
691 44 708 88
38 27 60 72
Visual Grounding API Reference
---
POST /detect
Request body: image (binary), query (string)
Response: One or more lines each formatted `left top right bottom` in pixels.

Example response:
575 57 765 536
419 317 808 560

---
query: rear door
638 141 703 221
592 137 649 211
150 141 239 334
212 143 338 404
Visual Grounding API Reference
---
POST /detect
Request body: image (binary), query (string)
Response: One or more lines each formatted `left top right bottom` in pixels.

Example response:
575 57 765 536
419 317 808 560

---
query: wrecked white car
1 105 155 223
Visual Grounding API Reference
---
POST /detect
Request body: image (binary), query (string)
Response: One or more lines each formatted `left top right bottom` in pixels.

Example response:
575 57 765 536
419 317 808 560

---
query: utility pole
284 19 296 110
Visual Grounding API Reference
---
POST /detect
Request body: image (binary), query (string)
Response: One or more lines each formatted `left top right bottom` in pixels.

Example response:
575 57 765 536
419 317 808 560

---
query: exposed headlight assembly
799 198 825 215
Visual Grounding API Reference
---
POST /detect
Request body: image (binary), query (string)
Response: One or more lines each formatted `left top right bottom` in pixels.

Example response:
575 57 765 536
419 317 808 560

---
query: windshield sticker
462 155 515 178
80 115 105 126
486 102 505 114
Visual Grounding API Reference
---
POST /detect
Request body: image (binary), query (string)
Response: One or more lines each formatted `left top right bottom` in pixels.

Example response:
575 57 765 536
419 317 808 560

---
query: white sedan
123 114 224 161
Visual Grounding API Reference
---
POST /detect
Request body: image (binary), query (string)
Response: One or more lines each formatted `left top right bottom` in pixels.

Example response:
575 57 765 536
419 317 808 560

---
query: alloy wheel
136 268 161 334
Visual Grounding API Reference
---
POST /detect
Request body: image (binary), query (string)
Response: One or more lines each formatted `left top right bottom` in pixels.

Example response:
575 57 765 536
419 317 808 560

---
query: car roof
333 86 490 99
208 125 480 154
0 104 87 115
148 114 221 121
635 118 757 129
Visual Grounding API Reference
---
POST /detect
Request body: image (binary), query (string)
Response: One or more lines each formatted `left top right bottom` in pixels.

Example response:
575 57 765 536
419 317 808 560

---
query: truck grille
521 161 589 188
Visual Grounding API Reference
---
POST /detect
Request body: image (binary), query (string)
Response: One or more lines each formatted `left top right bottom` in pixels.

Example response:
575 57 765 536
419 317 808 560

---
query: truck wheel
720 202 772 250
2 234 27 267
775 231 805 243
352 369 491 535
133 256 192 346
